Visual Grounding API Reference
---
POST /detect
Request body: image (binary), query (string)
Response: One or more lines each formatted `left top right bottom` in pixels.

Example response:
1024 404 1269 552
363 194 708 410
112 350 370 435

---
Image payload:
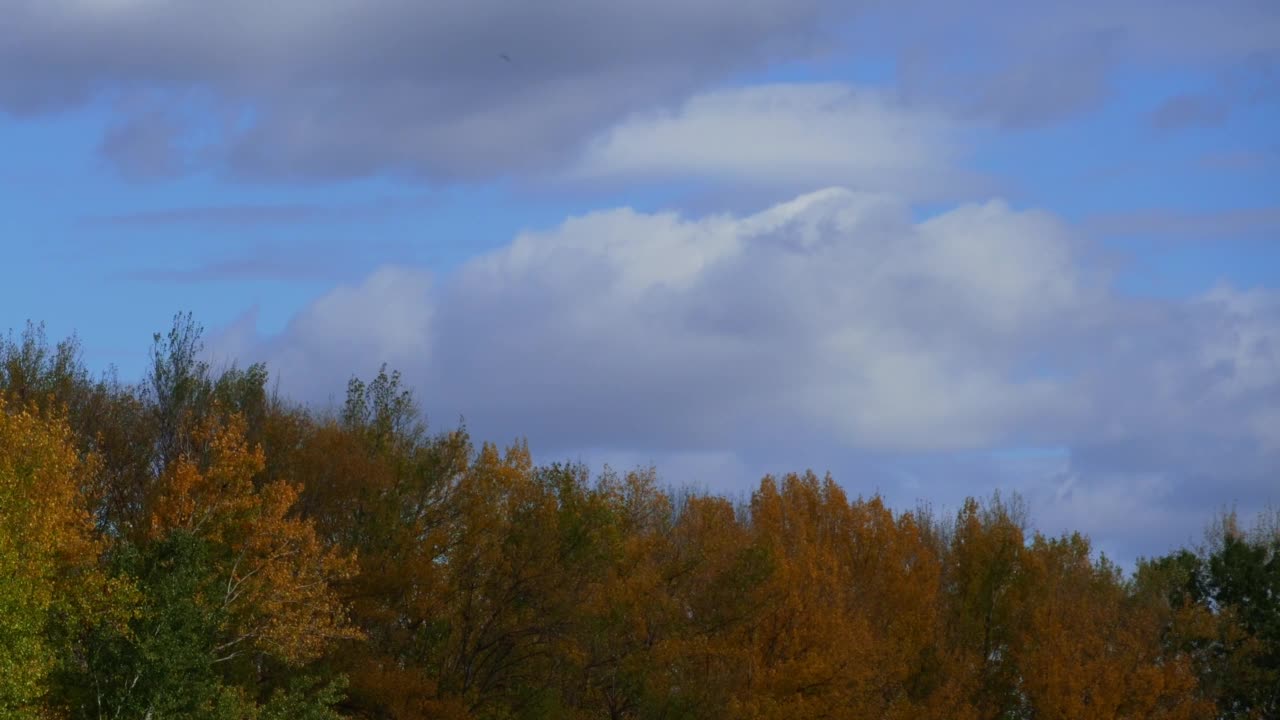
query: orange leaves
738 474 957 719
722 483 1212 720
147 412 359 666
1014 534 1211 720
231 473 361 664
148 416 263 540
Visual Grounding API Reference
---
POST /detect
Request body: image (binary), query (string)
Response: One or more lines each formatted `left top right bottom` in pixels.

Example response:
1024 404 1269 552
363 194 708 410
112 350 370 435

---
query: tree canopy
1 317 1273 719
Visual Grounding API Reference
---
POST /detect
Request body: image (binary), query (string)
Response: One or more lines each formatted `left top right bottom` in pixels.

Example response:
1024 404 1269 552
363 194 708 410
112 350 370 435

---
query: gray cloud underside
4 0 1276 182
879 0 1280 128
2 0 848 181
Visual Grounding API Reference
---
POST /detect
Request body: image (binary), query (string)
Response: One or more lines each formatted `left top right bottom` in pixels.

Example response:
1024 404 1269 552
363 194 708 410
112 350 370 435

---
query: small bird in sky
499 53 512 63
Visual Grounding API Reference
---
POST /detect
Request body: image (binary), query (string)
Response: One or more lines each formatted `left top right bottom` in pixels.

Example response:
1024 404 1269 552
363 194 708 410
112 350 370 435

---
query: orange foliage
148 412 360 665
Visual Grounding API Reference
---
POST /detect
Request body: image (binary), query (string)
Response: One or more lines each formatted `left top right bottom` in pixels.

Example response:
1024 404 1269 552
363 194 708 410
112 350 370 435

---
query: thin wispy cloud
1149 93 1231 131
88 203 338 228
82 195 439 229
122 257 334 284
1197 149 1277 173
1084 207 1280 241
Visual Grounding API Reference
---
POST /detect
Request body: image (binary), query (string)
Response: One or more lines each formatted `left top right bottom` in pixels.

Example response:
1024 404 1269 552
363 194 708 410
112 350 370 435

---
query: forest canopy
1 316 1276 720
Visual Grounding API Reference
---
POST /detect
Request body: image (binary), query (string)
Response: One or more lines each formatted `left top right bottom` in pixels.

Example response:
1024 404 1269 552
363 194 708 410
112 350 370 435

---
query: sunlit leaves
0 399 102 716
149 413 360 665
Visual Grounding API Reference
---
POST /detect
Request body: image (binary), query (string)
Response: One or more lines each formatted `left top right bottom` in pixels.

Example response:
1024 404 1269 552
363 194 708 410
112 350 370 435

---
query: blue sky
2 0 1278 565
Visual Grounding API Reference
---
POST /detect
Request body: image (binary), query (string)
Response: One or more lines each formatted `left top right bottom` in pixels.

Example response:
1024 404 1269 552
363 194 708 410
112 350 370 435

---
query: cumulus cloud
0 0 853 181
207 186 1279 560
569 83 984 201
209 186 1277 459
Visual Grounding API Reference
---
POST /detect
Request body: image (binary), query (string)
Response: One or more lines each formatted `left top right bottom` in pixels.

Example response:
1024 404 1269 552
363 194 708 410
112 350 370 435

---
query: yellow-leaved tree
0 399 125 717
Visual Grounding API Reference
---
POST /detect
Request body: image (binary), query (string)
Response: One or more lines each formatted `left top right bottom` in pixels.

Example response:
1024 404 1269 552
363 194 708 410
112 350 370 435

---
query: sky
2 0 1278 566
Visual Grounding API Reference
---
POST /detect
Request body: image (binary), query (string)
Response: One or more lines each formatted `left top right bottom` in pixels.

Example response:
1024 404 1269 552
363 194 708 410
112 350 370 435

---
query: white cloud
210 266 433 399
217 187 1101 452
570 84 980 200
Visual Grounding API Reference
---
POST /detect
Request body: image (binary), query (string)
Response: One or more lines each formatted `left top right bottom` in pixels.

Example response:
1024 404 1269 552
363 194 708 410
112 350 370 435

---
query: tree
1206 520 1280 718
1014 533 1209 720
289 368 472 718
0 399 119 717
942 494 1028 719
0 322 90 413
53 410 359 718
147 412 360 666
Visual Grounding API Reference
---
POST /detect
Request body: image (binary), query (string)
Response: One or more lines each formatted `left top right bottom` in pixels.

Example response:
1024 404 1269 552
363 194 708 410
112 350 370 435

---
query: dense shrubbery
2 317 1276 719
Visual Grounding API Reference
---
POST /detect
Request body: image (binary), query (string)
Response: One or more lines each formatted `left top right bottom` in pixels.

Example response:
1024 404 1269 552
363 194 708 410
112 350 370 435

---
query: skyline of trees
1 316 1276 719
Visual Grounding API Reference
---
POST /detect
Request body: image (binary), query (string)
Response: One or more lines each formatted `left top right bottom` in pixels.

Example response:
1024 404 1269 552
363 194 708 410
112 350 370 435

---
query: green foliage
56 532 350 719
1137 511 1280 719
1204 526 1280 718
341 363 424 453
0 553 50 717
0 321 90 412
59 532 242 718
258 676 350 720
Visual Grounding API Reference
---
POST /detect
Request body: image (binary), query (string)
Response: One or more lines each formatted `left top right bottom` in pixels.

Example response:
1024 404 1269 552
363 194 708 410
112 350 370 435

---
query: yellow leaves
0 398 105 713
0 399 97 573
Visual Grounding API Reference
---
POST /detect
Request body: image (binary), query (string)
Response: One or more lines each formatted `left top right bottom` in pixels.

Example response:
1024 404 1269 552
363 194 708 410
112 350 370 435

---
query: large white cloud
209 186 1276 456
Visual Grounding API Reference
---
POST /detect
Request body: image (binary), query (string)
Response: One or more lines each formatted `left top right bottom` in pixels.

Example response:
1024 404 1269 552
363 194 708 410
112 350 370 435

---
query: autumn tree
0 398 121 717
284 367 473 717
736 474 974 719
1013 533 1209 719
54 411 358 718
